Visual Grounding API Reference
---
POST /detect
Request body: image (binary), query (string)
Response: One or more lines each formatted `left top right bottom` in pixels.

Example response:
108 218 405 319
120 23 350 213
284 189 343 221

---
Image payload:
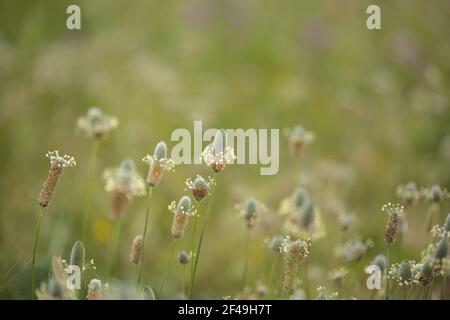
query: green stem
422 286 427 300
158 239 177 298
31 208 44 299
82 140 100 244
190 207 200 281
136 187 154 291
386 243 390 300
268 254 278 298
189 174 217 299
108 220 122 277
304 259 309 298
441 272 447 300
239 228 251 292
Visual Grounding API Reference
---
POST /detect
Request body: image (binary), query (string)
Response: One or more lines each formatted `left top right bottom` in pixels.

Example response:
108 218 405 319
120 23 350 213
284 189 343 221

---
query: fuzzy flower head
87 279 102 300
64 241 96 272
77 107 118 138
281 194 326 241
104 159 146 197
104 160 145 219
371 254 388 273
130 235 143 264
185 175 214 203
177 251 191 265
202 129 236 173
281 236 311 264
142 141 175 187
396 182 420 207
268 235 284 252
46 151 77 168
237 197 265 229
38 151 76 207
422 185 450 204
389 260 417 286
421 240 450 276
337 240 369 262
382 203 405 244
168 196 195 239
338 211 356 232
284 125 315 158
329 267 349 288
415 260 433 286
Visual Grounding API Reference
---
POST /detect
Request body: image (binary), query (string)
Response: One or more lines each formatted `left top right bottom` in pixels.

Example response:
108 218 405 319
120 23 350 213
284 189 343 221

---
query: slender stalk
386 243 390 300
189 207 200 281
136 187 154 291
189 174 217 299
182 265 187 297
31 208 44 299
428 279 435 299
282 259 294 298
158 239 177 298
304 259 309 298
406 286 414 300
82 140 100 244
239 228 251 292
422 286 428 300
441 273 447 300
108 220 122 277
268 253 278 298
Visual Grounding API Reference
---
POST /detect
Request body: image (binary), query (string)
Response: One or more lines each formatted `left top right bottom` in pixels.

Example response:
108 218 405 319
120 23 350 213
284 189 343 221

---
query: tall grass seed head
87 279 102 300
416 261 433 286
281 236 311 264
389 260 417 286
185 175 214 202
299 201 315 229
382 203 404 244
77 107 118 138
284 125 315 157
143 141 175 187
70 241 85 268
202 129 236 173
396 182 420 207
371 254 387 273
177 250 190 265
423 185 449 203
241 197 263 229
434 237 448 260
292 187 309 209
142 286 156 300
169 196 194 239
38 151 76 207
104 159 146 219
130 235 143 264
269 235 284 252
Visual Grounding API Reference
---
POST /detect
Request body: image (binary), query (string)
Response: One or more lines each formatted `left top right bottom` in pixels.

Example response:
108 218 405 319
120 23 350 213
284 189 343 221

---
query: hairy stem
82 140 100 244
158 238 177 298
136 187 154 291
31 208 44 299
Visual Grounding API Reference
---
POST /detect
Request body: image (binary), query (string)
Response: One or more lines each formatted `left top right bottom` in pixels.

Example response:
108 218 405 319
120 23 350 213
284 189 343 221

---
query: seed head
292 187 308 209
444 213 450 232
422 185 449 203
269 235 284 252
38 151 76 207
434 238 448 260
396 182 420 207
77 107 118 138
185 175 214 203
130 235 143 264
87 279 102 300
399 260 413 282
143 141 175 187
47 278 64 299
202 129 236 173
168 196 194 239
382 203 404 243
142 286 156 300
284 125 315 158
240 198 264 229
70 241 85 269
416 261 433 286
371 254 387 273
177 251 190 265
281 236 311 264
329 267 349 288
299 201 315 229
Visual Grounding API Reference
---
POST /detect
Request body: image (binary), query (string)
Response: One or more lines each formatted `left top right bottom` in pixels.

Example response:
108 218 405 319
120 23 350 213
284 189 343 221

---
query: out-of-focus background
0 0 449 299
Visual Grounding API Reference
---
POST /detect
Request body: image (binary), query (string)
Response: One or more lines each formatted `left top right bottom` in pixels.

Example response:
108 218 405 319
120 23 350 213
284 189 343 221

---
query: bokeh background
0 0 449 299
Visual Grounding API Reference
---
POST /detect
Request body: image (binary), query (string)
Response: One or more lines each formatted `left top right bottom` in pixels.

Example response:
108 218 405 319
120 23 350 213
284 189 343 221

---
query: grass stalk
158 238 177 298
31 208 44 299
82 140 100 244
136 187 154 291
239 228 251 293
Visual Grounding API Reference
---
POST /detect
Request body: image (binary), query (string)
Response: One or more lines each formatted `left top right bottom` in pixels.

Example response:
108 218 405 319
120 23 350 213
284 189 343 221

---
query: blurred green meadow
0 0 449 299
